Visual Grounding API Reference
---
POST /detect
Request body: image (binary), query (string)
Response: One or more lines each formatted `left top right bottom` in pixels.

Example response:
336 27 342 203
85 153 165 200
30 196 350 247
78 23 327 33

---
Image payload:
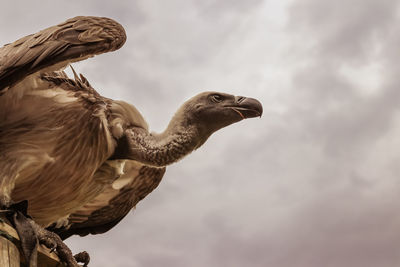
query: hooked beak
229 96 263 119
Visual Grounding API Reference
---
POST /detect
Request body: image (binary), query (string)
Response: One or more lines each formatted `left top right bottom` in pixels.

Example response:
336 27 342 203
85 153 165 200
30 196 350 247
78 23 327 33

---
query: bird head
174 91 263 147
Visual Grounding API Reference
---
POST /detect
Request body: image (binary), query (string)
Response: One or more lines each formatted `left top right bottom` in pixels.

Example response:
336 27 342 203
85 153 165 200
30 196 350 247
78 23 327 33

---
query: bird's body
1 74 113 225
0 16 263 252
0 66 168 228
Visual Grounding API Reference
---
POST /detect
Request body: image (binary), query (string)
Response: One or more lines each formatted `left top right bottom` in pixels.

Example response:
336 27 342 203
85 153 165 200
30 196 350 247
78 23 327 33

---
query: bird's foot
29 219 81 267
2 200 87 267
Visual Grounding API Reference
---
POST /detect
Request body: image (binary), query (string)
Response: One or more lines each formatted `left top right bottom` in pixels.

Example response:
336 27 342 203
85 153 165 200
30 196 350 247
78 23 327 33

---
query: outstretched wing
0 16 126 93
49 161 166 240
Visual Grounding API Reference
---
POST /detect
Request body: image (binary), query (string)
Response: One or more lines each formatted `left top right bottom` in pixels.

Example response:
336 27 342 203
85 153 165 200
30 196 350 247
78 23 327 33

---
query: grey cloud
288 0 399 62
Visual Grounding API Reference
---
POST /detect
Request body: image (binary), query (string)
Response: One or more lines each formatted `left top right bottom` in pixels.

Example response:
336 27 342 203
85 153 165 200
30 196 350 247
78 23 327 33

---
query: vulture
0 16 263 266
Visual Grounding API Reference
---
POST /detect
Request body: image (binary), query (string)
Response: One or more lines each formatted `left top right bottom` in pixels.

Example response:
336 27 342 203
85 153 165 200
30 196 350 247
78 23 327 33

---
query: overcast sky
2 0 400 266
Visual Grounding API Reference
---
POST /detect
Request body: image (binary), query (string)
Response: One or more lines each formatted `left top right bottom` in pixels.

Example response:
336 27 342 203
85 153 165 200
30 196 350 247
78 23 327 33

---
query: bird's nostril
237 96 246 103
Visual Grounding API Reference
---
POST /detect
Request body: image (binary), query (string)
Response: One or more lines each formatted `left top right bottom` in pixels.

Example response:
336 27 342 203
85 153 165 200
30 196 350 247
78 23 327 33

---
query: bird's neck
125 121 202 167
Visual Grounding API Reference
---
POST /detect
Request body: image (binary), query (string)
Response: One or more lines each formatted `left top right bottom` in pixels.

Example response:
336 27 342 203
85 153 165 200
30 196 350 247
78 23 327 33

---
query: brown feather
0 16 126 92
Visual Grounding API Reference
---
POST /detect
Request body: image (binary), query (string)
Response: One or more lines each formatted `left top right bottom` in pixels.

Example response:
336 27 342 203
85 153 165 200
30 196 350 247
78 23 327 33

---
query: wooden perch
0 215 69 267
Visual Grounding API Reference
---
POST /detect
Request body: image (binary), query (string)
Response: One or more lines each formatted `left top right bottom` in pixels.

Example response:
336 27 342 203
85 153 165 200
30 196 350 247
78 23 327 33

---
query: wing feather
49 162 166 240
0 16 126 92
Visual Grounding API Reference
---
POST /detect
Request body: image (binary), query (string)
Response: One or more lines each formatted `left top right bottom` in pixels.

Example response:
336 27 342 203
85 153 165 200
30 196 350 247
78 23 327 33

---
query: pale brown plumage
0 15 263 245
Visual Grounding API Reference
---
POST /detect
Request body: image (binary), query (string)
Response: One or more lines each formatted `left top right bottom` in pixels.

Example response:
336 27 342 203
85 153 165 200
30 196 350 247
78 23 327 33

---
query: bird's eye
211 94 223 103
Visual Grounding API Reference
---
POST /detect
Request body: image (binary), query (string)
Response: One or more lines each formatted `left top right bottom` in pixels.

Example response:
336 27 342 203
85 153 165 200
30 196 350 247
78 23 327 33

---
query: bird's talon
50 245 57 253
30 220 80 267
74 251 90 266
74 251 90 267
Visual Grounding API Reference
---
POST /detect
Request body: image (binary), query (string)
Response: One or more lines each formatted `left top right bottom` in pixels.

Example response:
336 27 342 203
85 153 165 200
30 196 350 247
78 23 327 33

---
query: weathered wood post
0 232 19 267
0 215 71 267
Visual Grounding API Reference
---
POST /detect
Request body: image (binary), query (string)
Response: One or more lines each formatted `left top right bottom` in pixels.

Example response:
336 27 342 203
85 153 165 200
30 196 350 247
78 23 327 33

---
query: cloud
288 0 399 62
